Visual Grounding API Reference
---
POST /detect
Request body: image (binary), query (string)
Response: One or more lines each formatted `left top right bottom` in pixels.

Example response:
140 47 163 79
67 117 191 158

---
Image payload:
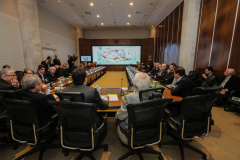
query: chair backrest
215 74 225 85
180 94 222 138
50 101 98 151
4 98 39 145
55 90 85 102
188 71 198 80
139 87 165 102
193 86 223 95
127 98 172 148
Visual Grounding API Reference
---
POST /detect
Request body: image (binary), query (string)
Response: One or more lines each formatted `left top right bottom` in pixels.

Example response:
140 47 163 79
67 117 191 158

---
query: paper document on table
100 94 119 101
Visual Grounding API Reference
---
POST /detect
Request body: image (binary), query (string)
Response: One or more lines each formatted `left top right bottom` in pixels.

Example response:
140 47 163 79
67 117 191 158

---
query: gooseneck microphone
120 78 124 95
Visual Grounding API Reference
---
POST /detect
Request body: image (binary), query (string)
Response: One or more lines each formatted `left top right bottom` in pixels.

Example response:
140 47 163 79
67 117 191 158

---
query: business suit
41 61 52 72
36 72 49 84
168 76 195 115
222 75 240 96
163 70 174 85
150 67 159 75
62 85 108 127
53 58 61 65
58 68 70 77
156 69 168 81
116 91 152 144
201 73 217 87
46 71 58 82
21 91 56 127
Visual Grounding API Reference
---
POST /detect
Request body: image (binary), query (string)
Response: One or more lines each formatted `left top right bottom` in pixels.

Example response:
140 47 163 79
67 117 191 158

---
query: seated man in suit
53 55 61 65
162 63 176 85
155 63 167 81
167 67 195 115
116 72 152 144
21 74 56 127
58 64 70 77
201 67 217 87
142 62 152 73
46 66 58 82
61 68 109 127
0 68 20 116
220 68 240 98
148 62 159 76
36 65 49 84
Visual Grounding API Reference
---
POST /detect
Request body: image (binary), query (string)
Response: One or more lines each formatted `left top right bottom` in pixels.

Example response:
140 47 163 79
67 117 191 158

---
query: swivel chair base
159 133 206 160
118 146 163 160
62 144 108 160
15 143 61 160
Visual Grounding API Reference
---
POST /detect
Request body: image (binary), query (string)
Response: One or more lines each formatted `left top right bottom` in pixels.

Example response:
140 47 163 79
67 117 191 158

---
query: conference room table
49 66 183 113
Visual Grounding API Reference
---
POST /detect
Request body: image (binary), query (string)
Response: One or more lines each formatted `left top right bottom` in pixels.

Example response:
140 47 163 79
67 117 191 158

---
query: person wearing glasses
0 68 19 90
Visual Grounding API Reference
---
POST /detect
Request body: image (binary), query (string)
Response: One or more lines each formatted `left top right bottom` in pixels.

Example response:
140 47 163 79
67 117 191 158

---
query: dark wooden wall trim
154 2 184 65
195 0 240 76
79 38 154 71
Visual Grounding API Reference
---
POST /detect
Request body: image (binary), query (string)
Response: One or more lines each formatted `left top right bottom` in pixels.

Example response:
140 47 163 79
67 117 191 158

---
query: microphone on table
120 78 124 95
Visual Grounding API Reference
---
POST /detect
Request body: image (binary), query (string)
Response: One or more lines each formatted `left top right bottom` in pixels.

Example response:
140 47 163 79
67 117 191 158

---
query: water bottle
152 83 156 88
62 77 65 83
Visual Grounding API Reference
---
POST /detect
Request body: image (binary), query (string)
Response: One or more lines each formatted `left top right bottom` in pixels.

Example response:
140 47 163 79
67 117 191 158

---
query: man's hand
220 89 227 95
202 74 207 79
105 95 109 101
10 78 19 88
41 84 49 93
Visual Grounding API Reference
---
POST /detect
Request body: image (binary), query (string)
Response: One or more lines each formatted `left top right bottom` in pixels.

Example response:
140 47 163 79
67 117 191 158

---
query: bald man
116 72 152 144
220 68 240 96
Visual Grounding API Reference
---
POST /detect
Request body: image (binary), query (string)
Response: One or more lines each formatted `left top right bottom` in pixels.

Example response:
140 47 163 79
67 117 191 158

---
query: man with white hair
46 66 59 82
116 72 152 144
0 68 19 90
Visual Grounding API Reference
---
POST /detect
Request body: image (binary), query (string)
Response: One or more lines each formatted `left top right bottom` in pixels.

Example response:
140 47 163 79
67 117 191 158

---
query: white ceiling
37 0 183 29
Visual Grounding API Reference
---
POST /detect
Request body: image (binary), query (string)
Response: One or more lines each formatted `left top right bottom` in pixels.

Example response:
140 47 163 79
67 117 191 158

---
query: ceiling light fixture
58 0 60 2
128 14 131 17
75 17 77 18
90 3 94 6
97 15 100 18
127 23 130 25
101 23 104 25
110 3 114 6
130 2 133 6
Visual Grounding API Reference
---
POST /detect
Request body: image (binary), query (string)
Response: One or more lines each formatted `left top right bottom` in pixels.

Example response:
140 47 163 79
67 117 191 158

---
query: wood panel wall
154 2 184 65
79 38 154 71
194 0 240 75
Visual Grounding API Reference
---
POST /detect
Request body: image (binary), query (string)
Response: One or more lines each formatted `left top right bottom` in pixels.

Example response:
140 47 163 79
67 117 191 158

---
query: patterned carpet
91 71 128 88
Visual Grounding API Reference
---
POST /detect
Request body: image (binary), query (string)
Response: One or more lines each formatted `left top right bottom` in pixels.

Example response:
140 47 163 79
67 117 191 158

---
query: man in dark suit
201 67 217 87
163 63 176 85
41 56 53 72
220 68 240 96
36 65 49 84
62 68 109 127
46 66 59 82
155 63 168 81
143 63 152 73
53 55 61 65
0 68 20 116
168 67 195 115
21 74 56 127
58 64 70 77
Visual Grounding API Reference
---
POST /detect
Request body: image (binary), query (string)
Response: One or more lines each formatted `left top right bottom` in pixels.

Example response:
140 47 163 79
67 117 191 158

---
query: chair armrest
36 120 54 134
229 90 240 98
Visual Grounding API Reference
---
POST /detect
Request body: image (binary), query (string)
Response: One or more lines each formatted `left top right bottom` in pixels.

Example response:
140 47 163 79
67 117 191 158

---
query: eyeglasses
5 75 17 77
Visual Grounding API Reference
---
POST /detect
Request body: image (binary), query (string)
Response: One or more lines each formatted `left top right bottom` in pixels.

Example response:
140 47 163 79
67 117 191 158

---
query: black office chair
188 71 198 81
55 90 85 102
50 101 108 160
193 86 223 95
215 74 225 85
159 94 222 160
118 98 173 160
4 98 59 160
139 87 165 101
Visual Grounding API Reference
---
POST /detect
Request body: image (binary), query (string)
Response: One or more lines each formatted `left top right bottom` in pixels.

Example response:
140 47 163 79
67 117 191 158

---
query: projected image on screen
92 46 141 65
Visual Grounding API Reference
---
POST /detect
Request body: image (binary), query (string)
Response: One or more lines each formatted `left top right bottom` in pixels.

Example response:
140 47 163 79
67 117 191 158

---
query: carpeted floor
0 107 240 160
91 71 128 88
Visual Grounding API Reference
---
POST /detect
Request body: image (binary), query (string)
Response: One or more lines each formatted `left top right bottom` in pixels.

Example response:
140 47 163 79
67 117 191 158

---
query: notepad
100 94 119 101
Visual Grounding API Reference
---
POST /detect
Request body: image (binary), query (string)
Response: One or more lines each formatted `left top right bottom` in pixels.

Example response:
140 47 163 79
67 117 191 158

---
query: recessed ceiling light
75 17 77 18
130 2 133 6
127 23 130 25
110 3 114 6
152 26 154 27
101 23 104 25
58 0 60 2
90 3 94 6
97 15 100 18
128 14 131 17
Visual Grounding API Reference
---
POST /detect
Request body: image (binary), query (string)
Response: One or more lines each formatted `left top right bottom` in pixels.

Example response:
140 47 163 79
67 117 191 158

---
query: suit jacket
46 72 58 82
145 66 152 73
201 73 217 87
21 91 56 127
223 75 240 96
156 69 168 81
53 58 61 65
36 72 49 84
62 85 108 126
41 61 52 72
163 70 174 84
58 68 70 77
116 91 152 144
171 75 195 98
